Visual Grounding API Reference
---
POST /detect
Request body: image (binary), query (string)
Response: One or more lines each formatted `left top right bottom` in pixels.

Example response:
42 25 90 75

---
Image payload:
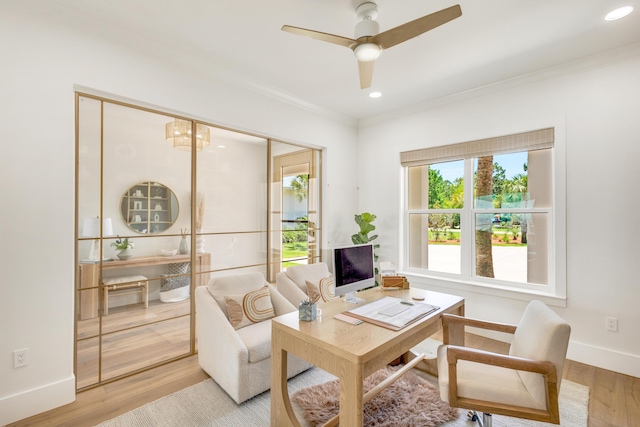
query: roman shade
400 128 554 167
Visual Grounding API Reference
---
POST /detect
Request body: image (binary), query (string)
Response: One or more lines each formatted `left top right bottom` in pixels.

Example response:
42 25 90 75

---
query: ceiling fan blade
372 4 462 50
281 25 357 49
358 60 375 89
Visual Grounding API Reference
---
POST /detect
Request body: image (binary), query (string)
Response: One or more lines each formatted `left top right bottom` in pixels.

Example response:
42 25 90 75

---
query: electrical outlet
14 348 29 368
606 317 618 332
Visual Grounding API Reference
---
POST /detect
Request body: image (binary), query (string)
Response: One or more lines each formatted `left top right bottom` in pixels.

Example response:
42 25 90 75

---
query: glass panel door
282 165 309 268
195 126 268 280
269 143 321 281
76 95 194 390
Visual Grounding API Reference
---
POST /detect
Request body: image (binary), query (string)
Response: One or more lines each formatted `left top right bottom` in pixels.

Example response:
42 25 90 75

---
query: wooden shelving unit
120 181 174 234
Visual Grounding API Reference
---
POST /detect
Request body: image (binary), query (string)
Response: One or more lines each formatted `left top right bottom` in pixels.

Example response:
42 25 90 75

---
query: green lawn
283 260 304 268
282 242 309 268
428 227 527 247
283 242 308 259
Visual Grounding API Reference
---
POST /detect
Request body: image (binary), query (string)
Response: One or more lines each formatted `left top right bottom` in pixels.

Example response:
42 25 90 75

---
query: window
402 128 564 296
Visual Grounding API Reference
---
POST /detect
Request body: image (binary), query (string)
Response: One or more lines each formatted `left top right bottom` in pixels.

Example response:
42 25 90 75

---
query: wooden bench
102 275 148 315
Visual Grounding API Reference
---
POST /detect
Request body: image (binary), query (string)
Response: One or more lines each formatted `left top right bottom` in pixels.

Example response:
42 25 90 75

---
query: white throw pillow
286 263 330 292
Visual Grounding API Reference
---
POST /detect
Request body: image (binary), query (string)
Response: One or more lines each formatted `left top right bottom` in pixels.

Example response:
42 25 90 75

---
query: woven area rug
96 367 588 427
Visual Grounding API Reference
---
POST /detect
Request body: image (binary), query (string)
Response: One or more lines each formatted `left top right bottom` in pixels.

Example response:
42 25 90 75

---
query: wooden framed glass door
75 94 196 390
268 143 322 282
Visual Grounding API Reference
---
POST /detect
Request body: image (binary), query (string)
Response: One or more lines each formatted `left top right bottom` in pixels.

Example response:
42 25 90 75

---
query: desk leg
406 350 439 376
405 303 466 377
339 362 364 426
270 328 301 427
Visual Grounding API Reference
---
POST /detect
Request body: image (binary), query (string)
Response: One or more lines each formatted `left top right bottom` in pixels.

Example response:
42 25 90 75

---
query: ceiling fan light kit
354 43 381 62
281 2 462 89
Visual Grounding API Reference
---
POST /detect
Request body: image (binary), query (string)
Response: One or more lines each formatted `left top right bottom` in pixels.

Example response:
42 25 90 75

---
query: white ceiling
30 0 640 120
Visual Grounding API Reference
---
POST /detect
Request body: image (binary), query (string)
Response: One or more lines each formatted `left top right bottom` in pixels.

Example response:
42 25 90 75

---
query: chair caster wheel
468 411 479 421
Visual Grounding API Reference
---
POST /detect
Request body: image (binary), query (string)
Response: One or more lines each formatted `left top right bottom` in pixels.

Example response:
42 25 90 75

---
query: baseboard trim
0 375 75 426
567 341 640 378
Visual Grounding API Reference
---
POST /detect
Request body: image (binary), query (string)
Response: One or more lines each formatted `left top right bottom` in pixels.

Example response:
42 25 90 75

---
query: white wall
4 3 638 424
358 52 640 378
0 8 358 425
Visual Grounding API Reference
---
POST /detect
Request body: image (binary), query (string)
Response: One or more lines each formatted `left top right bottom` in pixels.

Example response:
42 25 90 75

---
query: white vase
196 233 206 254
179 236 188 254
117 248 133 260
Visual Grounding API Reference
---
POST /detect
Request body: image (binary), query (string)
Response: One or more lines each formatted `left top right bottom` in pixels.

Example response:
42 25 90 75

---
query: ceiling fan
281 2 462 89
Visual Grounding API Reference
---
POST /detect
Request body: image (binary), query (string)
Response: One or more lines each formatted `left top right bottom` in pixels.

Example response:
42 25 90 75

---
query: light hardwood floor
76 298 192 389
8 334 640 426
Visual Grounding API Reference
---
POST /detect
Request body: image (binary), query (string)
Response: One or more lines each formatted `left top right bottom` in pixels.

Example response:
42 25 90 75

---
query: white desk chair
437 300 571 426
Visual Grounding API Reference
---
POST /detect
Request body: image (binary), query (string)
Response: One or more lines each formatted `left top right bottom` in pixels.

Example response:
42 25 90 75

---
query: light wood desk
78 253 211 320
270 287 465 426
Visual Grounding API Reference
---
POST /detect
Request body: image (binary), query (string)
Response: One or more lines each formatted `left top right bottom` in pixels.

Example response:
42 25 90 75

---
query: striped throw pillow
224 286 275 330
306 276 337 303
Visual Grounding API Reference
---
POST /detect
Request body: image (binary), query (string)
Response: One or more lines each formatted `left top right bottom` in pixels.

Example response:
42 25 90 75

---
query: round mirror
120 182 179 234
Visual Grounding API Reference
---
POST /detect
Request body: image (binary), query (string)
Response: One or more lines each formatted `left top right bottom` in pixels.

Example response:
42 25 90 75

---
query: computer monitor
332 243 375 304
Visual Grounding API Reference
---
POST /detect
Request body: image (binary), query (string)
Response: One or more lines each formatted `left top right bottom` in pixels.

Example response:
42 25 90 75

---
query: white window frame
400 125 566 306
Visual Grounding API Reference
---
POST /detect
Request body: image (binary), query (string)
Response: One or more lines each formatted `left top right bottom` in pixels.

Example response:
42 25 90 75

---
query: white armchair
195 272 311 404
437 300 571 426
275 262 331 306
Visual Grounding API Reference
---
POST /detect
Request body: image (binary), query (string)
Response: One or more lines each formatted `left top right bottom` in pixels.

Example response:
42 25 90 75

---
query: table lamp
82 217 113 261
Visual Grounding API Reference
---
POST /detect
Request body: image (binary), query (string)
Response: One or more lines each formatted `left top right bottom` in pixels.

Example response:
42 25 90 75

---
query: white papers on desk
379 261 397 276
346 296 439 330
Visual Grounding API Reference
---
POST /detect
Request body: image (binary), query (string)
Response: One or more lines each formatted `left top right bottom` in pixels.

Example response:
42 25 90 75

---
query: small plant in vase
111 236 135 260
298 298 317 321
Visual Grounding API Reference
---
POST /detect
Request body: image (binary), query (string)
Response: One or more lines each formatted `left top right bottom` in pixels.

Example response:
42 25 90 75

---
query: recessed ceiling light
605 6 634 21
369 91 382 98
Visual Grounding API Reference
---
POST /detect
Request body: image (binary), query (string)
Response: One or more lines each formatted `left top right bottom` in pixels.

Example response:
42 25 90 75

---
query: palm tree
290 175 308 202
508 173 527 194
476 156 494 278
507 173 528 243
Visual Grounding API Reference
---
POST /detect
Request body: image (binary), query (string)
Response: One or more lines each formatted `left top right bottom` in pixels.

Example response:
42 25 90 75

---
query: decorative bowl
160 249 178 257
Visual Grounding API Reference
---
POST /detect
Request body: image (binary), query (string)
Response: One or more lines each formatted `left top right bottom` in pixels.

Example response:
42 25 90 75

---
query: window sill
399 271 567 308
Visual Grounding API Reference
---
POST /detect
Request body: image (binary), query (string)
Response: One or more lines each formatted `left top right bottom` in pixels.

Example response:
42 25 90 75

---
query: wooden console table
78 253 211 320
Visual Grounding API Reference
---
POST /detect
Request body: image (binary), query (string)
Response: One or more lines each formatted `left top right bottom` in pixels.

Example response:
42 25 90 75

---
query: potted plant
298 298 317 321
351 212 380 285
111 236 135 260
